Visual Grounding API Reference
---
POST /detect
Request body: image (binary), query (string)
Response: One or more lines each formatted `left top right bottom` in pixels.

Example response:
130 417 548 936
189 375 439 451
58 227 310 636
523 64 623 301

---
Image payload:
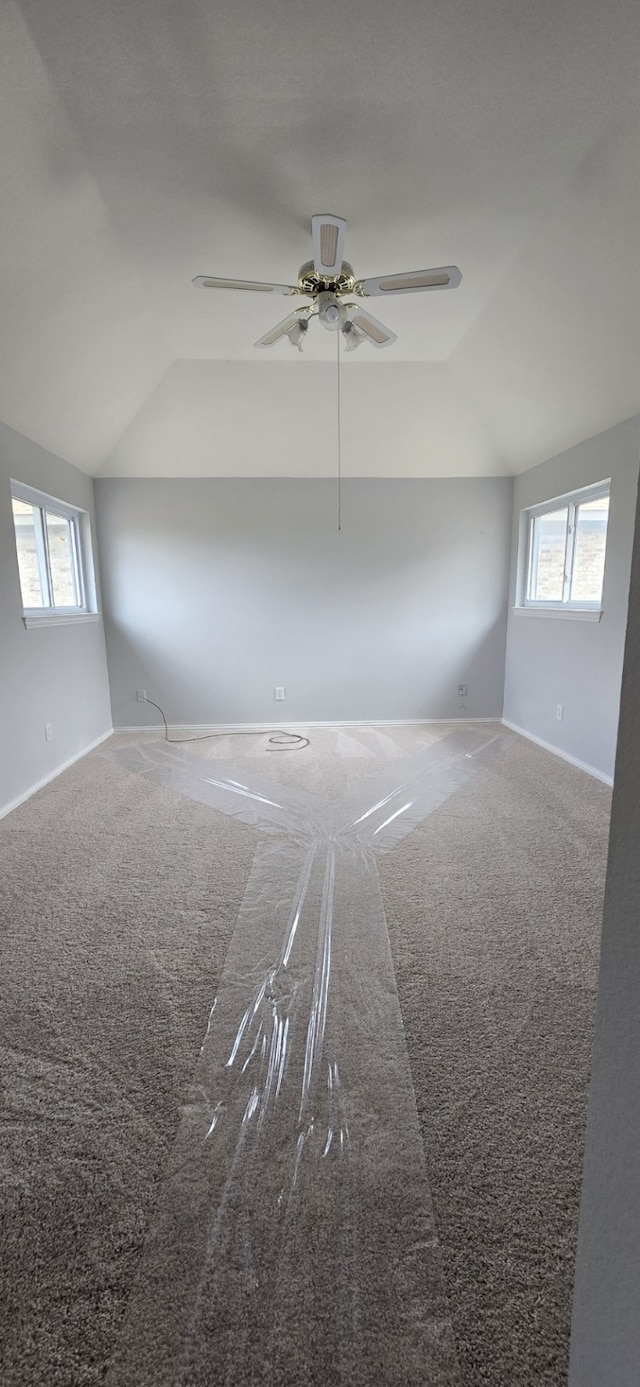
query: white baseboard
501 719 613 786
0 729 114 821
114 716 502 734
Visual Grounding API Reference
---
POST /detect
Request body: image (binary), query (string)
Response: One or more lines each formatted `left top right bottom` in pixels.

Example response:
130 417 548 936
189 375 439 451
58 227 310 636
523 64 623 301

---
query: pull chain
336 326 342 532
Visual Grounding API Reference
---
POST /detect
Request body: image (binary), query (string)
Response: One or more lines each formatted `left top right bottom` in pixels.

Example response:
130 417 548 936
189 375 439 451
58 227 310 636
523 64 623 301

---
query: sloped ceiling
1 0 639 477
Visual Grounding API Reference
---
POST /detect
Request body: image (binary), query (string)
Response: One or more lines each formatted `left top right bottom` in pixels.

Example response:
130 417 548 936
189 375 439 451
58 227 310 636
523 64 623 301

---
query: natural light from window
523 483 610 611
10 483 96 621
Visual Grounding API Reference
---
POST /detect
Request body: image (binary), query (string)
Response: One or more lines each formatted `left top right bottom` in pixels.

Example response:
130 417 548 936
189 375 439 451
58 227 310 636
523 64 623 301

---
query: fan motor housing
296 260 356 299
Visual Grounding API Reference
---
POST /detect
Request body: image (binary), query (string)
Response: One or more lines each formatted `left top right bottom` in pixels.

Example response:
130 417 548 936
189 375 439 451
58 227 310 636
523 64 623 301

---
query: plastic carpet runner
103 729 507 1386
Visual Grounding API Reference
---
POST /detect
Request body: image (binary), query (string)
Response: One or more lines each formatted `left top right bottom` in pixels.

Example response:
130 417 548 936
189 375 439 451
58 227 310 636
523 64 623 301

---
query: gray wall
94 478 512 729
0 423 112 815
568 469 640 1386
503 416 640 780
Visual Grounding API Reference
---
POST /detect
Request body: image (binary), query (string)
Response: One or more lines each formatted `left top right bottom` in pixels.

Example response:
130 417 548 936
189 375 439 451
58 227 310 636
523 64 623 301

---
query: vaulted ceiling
1 0 639 478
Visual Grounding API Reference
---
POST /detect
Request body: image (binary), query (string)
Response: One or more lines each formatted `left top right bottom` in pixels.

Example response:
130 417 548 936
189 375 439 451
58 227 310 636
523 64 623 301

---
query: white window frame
10 480 99 627
517 479 610 616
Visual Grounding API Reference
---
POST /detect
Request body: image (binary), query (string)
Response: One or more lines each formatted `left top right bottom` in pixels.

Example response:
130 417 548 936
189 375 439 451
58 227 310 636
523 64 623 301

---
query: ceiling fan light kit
317 291 347 331
287 318 309 352
193 214 462 352
342 320 366 352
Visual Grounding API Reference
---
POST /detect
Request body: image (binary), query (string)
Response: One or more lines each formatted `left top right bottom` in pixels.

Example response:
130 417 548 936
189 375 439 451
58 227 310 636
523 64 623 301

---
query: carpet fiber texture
0 725 610 1385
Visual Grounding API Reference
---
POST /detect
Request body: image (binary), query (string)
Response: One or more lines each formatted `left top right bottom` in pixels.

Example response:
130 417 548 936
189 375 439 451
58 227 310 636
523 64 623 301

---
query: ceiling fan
193 214 462 352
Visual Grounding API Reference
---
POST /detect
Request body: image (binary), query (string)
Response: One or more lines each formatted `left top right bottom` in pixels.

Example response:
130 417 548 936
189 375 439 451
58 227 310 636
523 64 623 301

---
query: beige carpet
0 724 609 1385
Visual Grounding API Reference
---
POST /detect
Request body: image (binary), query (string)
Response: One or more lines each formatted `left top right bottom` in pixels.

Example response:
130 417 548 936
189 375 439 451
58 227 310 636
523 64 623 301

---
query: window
521 481 610 612
10 481 98 625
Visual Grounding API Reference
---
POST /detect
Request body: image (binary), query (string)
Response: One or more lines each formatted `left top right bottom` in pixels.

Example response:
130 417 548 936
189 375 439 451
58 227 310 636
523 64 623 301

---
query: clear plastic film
103 727 505 849
103 729 510 1386
102 738 322 836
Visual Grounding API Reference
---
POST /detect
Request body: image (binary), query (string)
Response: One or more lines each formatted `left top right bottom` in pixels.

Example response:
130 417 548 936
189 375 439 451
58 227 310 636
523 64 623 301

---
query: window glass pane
571 495 609 604
529 507 568 602
46 511 79 606
11 498 46 607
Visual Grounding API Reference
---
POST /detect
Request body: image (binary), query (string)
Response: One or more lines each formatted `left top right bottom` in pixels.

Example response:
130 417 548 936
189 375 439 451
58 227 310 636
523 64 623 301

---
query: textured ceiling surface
1 0 639 477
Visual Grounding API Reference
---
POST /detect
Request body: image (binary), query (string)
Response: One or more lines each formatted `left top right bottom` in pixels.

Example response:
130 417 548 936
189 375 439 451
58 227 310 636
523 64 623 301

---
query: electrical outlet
44 723 52 742
274 687 285 701
136 689 147 702
457 684 468 698
557 703 563 721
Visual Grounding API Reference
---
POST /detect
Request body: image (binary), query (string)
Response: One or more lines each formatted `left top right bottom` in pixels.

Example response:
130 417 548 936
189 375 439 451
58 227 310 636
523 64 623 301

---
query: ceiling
1 0 639 478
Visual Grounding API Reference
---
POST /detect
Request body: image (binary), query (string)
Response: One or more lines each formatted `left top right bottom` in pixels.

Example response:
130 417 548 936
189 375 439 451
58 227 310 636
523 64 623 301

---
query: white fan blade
355 265 462 297
255 308 313 349
311 214 347 276
193 275 297 295
345 305 397 348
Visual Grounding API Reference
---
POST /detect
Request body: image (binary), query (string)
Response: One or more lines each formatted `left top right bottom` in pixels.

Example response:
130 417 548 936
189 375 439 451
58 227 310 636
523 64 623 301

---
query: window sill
511 606 603 622
22 612 101 629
